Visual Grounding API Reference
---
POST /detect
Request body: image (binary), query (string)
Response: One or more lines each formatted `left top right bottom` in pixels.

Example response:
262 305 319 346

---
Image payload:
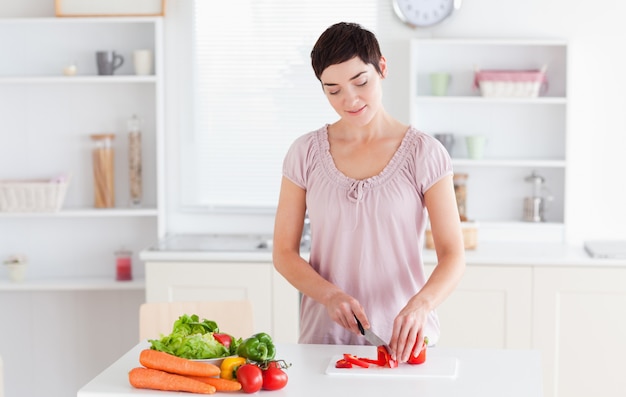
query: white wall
162 0 626 245
4 0 626 245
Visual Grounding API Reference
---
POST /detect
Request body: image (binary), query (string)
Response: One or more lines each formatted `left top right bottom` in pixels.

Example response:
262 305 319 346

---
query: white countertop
140 235 626 267
0 277 145 291
78 341 542 397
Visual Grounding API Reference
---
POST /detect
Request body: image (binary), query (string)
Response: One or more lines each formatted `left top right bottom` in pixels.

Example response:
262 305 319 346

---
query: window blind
181 0 378 210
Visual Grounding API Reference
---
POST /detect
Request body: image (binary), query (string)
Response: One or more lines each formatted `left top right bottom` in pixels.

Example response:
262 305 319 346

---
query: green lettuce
148 314 242 359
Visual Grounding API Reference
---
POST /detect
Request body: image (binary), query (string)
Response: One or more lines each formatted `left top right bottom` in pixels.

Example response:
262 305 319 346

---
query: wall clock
392 0 463 28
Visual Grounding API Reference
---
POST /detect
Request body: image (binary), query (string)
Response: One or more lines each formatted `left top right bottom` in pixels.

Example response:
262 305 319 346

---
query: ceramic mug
466 135 487 159
96 51 124 76
434 133 455 154
133 49 153 76
430 72 451 96
6 263 27 282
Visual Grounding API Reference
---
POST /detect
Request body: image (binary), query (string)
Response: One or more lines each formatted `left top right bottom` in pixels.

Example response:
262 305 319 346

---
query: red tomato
262 361 288 390
212 332 232 348
236 363 263 393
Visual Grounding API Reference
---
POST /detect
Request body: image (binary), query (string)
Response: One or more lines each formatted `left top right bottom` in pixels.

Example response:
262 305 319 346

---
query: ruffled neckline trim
315 124 419 190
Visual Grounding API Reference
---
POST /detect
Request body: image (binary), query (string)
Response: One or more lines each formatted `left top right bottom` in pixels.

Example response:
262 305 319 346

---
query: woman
272 22 465 363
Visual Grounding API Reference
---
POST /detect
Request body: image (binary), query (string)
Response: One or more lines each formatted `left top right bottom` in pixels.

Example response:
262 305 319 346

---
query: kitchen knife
353 314 392 353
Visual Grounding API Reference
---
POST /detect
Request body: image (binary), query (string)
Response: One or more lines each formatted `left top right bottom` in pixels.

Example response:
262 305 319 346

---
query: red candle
115 250 133 281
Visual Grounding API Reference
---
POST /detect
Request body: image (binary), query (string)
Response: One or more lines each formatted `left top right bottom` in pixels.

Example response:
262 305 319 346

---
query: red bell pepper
377 345 398 368
407 337 429 365
335 359 353 368
343 353 370 368
355 346 397 368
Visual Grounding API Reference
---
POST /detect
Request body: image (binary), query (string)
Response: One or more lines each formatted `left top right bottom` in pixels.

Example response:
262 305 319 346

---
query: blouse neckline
316 124 416 189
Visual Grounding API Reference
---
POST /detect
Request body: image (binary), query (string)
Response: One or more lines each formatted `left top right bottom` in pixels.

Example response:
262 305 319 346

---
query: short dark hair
311 22 383 81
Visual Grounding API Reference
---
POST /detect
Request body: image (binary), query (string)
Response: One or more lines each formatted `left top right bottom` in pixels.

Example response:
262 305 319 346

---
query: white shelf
0 75 157 84
415 96 567 105
0 208 158 218
412 38 568 47
410 38 568 228
0 16 162 24
452 159 566 168
0 16 164 286
0 277 145 291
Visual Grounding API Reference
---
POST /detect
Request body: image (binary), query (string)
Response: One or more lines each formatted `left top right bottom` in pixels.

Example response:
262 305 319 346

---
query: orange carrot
129 367 216 394
185 375 243 392
139 349 220 377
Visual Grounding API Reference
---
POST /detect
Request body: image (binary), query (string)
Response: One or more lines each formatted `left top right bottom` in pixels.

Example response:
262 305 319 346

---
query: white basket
474 65 548 98
0 179 69 212
478 80 544 98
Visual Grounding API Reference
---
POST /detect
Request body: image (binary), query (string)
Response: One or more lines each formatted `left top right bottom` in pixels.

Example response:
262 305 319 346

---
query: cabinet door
426 265 532 349
146 261 273 336
272 268 300 343
534 267 626 397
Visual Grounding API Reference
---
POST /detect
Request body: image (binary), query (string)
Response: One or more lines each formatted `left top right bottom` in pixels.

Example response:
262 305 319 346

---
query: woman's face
319 56 386 127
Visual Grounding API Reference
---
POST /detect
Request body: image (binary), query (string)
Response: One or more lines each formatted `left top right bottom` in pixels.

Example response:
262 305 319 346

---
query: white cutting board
325 354 458 378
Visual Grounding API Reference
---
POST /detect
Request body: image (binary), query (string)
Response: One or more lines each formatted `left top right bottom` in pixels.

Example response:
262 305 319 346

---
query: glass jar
453 173 468 222
115 248 133 281
90 133 116 208
127 114 143 206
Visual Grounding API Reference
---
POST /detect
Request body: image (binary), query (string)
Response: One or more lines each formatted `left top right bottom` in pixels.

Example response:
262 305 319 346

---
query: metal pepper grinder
523 171 551 222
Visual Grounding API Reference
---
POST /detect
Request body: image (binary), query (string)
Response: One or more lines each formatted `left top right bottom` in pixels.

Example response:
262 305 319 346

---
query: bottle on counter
128 114 143 207
90 133 116 208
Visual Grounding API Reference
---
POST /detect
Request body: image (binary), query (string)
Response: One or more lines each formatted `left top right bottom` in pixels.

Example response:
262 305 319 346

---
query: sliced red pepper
213 332 232 348
343 353 370 368
355 346 397 368
357 357 384 365
335 359 353 368
377 345 398 368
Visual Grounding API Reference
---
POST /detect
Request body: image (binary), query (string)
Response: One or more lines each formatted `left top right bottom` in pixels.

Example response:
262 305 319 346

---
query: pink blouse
282 125 453 346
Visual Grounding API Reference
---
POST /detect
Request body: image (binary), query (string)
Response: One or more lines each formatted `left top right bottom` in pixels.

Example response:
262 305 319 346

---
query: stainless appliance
523 171 551 222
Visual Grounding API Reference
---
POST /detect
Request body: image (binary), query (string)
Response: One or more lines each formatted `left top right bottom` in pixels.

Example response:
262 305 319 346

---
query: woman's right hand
325 290 368 335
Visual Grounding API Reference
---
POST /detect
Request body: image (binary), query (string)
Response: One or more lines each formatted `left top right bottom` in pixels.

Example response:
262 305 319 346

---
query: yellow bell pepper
220 356 247 380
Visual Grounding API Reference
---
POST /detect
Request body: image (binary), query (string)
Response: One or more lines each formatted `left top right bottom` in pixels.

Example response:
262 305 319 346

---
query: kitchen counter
77 341 542 397
140 234 626 267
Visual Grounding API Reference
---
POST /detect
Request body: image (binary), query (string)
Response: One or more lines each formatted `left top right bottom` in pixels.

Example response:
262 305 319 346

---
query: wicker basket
425 222 478 250
474 65 548 98
0 179 69 212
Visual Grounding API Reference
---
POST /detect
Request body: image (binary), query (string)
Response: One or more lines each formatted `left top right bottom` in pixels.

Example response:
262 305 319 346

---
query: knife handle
353 314 365 335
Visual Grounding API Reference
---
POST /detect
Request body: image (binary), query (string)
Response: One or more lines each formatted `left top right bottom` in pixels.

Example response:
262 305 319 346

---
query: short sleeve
414 132 454 195
282 132 316 189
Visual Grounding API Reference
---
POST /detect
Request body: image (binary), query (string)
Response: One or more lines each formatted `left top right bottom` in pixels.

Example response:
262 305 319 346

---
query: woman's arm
389 174 466 362
272 176 366 333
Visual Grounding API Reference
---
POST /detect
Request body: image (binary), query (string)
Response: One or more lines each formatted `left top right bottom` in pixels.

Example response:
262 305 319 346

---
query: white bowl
191 355 237 367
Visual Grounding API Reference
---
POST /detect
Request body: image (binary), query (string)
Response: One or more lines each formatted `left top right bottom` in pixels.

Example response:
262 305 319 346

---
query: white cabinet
533 267 626 397
426 265 532 349
145 260 300 344
410 39 568 239
0 287 145 397
427 261 626 397
0 17 164 279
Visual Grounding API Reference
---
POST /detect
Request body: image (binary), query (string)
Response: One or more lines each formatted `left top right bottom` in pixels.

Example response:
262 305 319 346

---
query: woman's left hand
388 302 428 363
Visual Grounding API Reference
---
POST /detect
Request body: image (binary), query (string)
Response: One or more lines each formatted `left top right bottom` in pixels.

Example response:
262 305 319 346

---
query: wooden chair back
139 300 254 341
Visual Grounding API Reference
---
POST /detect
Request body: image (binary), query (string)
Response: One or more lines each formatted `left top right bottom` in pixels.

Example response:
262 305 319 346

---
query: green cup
430 72 451 96
466 135 487 159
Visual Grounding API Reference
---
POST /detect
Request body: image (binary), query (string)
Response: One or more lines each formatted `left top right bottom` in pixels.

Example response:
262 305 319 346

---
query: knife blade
353 314 391 353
